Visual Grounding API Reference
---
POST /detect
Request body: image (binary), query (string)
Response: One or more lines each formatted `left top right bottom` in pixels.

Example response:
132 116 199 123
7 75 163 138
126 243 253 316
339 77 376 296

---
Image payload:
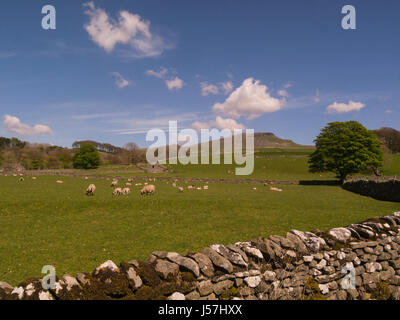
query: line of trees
0 138 147 171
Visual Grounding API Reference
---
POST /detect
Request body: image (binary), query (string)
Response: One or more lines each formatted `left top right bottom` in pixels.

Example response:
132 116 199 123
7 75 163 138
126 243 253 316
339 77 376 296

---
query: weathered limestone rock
126 267 143 289
94 260 119 275
211 244 248 267
198 280 213 296
213 280 234 295
191 253 215 278
202 248 233 273
244 276 261 288
327 228 352 243
154 260 179 280
166 252 200 277
168 292 185 300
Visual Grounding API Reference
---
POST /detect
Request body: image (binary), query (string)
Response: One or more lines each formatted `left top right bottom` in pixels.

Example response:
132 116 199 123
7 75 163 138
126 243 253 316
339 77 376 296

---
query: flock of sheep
85 178 156 196
13 174 284 195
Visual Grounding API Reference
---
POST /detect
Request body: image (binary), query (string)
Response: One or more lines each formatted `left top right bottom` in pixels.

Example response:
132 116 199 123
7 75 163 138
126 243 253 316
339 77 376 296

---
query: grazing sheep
112 187 123 195
135 183 142 186
178 187 184 192
253 187 257 190
187 185 194 190
126 182 132 186
127 178 133 183
197 187 201 190
19 177 24 182
84 176 89 180
172 183 177 188
32 177 37 180
111 180 118 187
56 180 63 184
122 187 131 195
270 187 282 192
141 184 155 195
203 186 208 190
86 184 96 196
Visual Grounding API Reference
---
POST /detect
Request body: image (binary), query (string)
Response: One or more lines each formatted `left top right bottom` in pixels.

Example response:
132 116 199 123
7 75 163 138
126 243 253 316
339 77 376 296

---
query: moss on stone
219 287 239 300
301 276 327 300
370 281 391 300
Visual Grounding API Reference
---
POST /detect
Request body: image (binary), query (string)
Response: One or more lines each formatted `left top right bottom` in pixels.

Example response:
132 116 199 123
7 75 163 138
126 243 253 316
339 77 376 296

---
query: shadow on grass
299 180 341 186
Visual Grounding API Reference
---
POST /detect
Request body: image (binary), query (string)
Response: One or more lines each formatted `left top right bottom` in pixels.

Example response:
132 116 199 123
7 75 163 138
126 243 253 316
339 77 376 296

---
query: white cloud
83 2 166 57
165 77 184 91
110 72 130 88
191 121 211 131
200 81 234 96
146 67 168 79
277 89 289 98
212 78 283 120
191 116 245 132
326 100 365 114
221 81 233 94
201 82 219 96
213 116 245 130
3 115 53 136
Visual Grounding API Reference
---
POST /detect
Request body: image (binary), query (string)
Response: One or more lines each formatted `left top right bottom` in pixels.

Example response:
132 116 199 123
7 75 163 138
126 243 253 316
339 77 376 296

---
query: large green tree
72 143 100 169
309 121 383 182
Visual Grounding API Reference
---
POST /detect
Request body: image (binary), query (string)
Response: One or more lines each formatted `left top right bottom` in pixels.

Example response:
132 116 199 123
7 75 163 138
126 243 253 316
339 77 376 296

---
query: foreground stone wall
2 212 400 300
343 178 400 202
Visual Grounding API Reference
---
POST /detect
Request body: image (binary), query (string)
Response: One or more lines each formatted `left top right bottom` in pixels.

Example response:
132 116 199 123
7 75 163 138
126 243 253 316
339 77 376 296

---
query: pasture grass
0 175 399 285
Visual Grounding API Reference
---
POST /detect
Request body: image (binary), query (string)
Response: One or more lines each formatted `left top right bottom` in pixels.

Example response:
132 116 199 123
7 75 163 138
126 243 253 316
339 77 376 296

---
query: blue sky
0 0 399 147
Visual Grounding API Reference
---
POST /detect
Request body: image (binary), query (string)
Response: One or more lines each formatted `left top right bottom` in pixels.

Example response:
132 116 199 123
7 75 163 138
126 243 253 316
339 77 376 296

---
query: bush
72 143 100 169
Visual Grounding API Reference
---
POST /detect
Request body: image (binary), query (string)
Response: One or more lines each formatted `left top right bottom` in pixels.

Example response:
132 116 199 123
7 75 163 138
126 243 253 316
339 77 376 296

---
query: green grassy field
0 151 399 285
0 172 399 285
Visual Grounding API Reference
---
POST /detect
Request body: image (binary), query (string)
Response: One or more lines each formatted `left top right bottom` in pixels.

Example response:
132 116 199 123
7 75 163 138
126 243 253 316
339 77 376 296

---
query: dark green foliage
72 143 100 169
309 121 383 181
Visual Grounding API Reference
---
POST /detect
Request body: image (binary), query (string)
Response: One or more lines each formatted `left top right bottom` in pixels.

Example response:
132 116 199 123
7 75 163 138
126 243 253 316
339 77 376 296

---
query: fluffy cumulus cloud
326 100 365 114
110 72 130 88
191 116 245 132
212 78 283 120
3 115 53 136
165 77 184 91
83 2 166 57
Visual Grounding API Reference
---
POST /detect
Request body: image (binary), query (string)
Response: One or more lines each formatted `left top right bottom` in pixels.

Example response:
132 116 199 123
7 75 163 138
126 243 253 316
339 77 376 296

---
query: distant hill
373 127 400 153
252 132 306 149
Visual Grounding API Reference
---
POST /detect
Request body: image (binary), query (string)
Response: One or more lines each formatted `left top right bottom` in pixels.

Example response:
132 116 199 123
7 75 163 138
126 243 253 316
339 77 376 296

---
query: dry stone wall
343 178 400 202
2 212 400 300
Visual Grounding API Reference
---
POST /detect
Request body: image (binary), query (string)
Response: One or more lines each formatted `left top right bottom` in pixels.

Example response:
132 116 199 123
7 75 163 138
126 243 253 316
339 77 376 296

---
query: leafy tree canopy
72 143 100 169
309 121 383 181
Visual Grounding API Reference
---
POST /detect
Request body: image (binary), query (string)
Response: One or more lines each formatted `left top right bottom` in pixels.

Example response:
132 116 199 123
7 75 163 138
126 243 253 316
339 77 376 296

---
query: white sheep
141 184 155 195
86 184 96 196
112 187 123 195
111 180 118 187
122 187 131 195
